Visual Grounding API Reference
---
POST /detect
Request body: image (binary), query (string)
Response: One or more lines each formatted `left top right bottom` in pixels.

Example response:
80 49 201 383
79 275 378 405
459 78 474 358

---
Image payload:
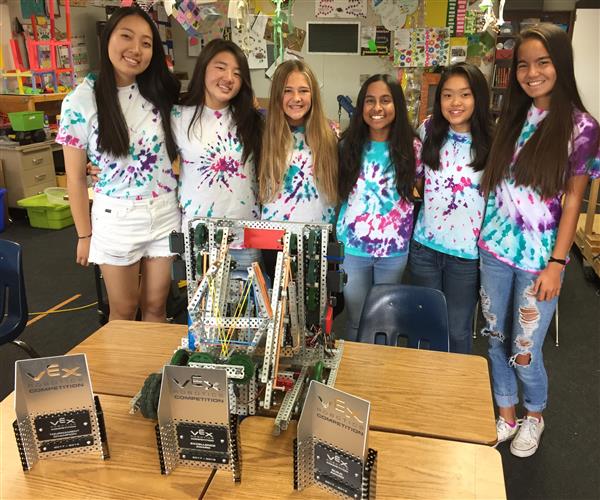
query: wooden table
0 393 212 499
69 320 496 445
203 416 506 499
336 341 497 445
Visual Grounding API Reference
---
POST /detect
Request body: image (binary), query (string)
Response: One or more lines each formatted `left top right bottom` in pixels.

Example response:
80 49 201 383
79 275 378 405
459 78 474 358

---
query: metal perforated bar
260 251 284 385
274 365 308 433
319 228 329 315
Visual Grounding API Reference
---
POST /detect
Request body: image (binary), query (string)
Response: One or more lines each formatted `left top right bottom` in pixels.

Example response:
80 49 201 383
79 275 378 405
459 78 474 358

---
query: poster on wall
315 0 368 18
231 22 268 69
264 19 306 52
360 25 391 56
373 0 418 32
175 0 227 38
393 28 449 67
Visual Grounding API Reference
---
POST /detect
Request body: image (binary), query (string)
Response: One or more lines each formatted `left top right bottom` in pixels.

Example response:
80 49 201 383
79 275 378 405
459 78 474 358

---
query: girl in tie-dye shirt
259 60 338 224
337 74 422 341
409 63 492 354
175 40 263 275
57 7 180 322
478 25 600 458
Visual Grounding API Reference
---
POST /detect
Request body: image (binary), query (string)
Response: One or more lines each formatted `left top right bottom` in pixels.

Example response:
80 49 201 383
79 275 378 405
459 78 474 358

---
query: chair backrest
0 239 28 345
357 284 449 352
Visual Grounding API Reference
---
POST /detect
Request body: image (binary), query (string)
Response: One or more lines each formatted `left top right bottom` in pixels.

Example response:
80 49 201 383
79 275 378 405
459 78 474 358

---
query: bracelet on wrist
548 256 566 266
78 233 92 239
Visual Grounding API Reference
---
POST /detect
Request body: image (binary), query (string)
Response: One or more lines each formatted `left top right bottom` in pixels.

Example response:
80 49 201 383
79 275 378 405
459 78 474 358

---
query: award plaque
155 365 240 481
294 381 377 499
13 354 109 470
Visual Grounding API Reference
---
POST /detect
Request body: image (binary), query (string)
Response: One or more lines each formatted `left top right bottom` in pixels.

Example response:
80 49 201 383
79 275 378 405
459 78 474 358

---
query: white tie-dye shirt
337 138 423 258
413 121 485 260
175 105 260 229
56 74 177 200
479 105 600 273
261 126 335 224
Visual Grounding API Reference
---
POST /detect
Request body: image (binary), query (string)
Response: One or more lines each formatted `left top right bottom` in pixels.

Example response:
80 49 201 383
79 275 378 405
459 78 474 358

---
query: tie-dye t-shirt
175 105 260 229
337 138 423 258
413 121 485 260
479 105 600 273
56 75 177 200
261 126 335 223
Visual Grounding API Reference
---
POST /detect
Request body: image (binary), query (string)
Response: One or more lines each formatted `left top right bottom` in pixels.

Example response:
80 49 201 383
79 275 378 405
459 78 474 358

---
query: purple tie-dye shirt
175 105 260 229
479 105 600 272
261 126 335 223
414 121 485 260
56 75 177 200
337 138 423 257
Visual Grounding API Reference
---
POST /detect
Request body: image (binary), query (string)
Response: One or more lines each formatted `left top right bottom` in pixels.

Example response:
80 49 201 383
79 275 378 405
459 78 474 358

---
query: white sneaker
495 416 519 446
510 416 544 457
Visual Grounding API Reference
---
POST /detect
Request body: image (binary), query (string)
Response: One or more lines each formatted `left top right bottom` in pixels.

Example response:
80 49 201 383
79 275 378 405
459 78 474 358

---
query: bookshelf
490 9 576 119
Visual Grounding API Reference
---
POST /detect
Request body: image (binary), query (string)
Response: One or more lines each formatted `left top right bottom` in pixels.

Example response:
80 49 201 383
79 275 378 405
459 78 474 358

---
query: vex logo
171 375 221 390
191 429 214 440
317 395 364 424
26 364 82 382
327 453 349 472
51 418 75 426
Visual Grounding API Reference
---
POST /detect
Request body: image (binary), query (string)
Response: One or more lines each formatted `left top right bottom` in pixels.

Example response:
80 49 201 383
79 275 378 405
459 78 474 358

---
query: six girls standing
478 24 599 457
259 60 338 224
410 63 492 354
175 39 263 273
58 7 181 322
337 74 423 341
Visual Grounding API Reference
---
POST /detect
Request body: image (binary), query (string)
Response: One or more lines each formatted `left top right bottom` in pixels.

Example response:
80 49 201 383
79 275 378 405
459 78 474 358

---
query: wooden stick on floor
27 293 82 326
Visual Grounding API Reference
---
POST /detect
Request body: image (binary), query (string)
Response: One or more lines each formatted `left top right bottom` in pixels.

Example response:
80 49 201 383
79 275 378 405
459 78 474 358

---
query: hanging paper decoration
232 17 268 69
315 0 367 19
393 28 449 68
175 0 225 38
271 0 285 63
372 0 418 32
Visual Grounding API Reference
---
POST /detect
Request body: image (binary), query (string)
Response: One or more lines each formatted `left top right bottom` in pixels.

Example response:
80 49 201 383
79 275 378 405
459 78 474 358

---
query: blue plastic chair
0 239 39 357
357 284 450 352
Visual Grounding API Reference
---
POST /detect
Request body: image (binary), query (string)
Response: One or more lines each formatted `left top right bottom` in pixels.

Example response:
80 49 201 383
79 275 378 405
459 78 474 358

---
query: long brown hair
481 23 588 199
258 60 338 205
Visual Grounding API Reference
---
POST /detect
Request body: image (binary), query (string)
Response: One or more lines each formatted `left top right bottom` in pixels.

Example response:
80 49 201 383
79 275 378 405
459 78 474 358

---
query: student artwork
315 0 367 18
466 31 495 81
373 0 418 32
21 0 46 18
231 20 268 69
446 0 468 36
360 25 391 56
449 36 467 63
175 0 226 38
393 28 449 68
264 18 306 53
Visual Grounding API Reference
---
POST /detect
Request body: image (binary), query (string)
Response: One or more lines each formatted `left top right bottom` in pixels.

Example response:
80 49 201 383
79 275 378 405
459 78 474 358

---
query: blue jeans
343 253 408 341
408 240 479 354
479 250 560 413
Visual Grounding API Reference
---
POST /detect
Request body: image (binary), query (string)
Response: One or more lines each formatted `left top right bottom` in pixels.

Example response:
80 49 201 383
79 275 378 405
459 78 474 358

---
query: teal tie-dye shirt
413 120 485 260
337 138 423 257
56 75 177 200
261 126 335 223
479 105 600 273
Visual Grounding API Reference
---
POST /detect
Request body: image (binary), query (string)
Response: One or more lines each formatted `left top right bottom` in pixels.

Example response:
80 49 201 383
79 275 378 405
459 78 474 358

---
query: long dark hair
481 23 589 198
95 7 180 161
422 62 492 172
339 74 417 202
181 39 263 165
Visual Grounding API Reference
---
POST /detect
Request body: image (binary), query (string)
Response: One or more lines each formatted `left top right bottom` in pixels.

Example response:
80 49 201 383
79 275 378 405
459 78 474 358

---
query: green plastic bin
17 193 74 230
8 111 44 132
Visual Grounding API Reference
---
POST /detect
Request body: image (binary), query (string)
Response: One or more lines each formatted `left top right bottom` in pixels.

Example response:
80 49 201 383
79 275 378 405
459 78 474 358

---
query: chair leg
11 340 41 358
473 300 479 339
554 303 559 347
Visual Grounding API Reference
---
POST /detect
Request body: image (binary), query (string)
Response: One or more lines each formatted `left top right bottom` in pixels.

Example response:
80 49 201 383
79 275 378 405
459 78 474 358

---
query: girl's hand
76 238 91 267
87 162 101 184
532 263 563 301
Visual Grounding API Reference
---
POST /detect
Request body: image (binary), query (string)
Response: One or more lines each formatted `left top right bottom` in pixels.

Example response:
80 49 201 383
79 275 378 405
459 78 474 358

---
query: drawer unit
0 141 57 207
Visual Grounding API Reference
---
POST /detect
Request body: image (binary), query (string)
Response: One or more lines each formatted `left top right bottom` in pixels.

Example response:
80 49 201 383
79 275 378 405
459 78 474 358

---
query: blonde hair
259 60 338 205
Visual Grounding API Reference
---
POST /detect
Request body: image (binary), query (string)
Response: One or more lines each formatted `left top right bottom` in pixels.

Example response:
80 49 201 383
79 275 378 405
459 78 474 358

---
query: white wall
572 9 600 120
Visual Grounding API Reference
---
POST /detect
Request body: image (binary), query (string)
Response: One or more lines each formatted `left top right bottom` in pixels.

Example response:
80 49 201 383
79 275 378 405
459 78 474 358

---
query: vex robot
170 217 346 434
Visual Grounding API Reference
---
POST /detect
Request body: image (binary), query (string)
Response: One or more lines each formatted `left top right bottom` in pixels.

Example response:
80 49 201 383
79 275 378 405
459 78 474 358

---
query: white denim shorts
89 192 181 266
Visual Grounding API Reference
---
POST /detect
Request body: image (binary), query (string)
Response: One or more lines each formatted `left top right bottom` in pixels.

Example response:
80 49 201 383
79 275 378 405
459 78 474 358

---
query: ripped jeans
479 250 560 413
